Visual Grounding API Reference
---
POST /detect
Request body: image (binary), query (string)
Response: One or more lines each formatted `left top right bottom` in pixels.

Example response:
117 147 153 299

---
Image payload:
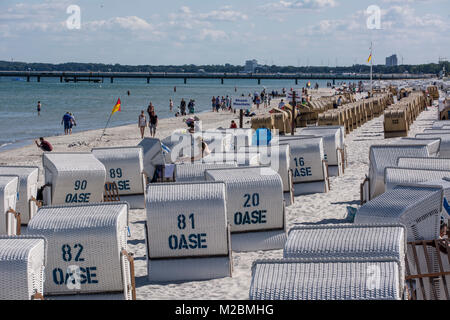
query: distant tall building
386 54 398 67
244 60 258 73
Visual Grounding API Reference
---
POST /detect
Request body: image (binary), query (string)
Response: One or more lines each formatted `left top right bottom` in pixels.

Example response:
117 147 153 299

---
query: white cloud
261 0 338 11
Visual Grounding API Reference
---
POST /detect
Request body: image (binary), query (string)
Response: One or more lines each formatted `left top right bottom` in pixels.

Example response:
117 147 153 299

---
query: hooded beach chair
205 166 286 252
145 182 232 283
361 144 436 204
26 202 135 300
175 162 237 182
249 257 403 300
0 236 47 300
138 137 166 181
42 153 106 206
398 138 441 157
297 126 346 176
92 146 146 209
0 175 20 235
416 133 450 158
239 144 294 206
275 136 329 195
384 167 450 192
0 166 40 225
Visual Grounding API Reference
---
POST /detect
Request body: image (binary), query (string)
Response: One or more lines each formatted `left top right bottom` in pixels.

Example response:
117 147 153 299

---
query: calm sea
0 77 351 150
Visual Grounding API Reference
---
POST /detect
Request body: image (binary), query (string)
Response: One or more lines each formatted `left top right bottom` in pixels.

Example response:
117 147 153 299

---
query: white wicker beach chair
42 153 106 206
175 162 238 182
92 146 146 209
0 166 40 225
205 167 286 252
216 128 253 151
384 167 450 192
356 185 442 242
398 138 441 157
161 132 201 163
145 182 231 283
416 133 450 158
397 157 450 171
249 257 403 300
202 152 260 167
199 130 234 153
239 145 294 206
275 136 329 195
0 175 20 236
432 120 450 129
138 137 166 180
361 145 433 203
0 236 47 300
26 202 135 300
298 127 345 176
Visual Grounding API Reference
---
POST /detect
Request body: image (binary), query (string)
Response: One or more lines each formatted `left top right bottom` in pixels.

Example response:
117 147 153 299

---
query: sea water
0 77 349 150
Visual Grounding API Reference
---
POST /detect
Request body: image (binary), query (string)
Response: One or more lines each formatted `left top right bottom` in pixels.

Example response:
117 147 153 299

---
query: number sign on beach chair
175 162 238 182
240 145 294 206
0 236 47 300
26 202 135 300
275 136 329 195
361 144 435 204
249 257 403 300
92 146 146 209
205 167 286 252
0 166 40 225
42 153 106 206
145 182 232 283
0 176 20 235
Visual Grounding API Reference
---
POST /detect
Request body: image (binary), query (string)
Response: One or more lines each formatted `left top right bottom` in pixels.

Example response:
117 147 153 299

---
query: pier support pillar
221 78 224 85
74 77 78 83
184 78 187 84
27 76 30 82
333 78 335 85
258 79 261 85
295 79 298 85
147 77 150 84
37 76 41 82
60 77 63 83
111 77 114 84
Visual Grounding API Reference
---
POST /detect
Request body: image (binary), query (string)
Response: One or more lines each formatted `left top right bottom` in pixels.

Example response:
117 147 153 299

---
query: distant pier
0 71 434 85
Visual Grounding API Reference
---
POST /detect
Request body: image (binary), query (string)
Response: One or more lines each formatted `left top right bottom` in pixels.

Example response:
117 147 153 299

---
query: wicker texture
240 145 291 192
355 185 442 241
205 167 284 233
202 152 260 167
43 153 106 205
0 166 39 225
399 138 441 156
397 157 450 171
277 137 325 183
298 128 341 166
92 147 145 195
26 202 129 296
368 145 430 199
416 133 450 158
146 182 229 259
385 167 450 191
0 236 46 300
249 257 402 300
432 120 450 129
0 176 19 235
176 162 237 182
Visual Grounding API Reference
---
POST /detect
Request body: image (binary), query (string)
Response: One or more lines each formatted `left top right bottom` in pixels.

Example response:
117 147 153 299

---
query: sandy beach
0 88 439 300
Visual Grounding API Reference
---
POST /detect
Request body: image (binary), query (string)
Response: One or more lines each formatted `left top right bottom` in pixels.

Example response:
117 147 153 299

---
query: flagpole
100 112 113 141
370 42 373 96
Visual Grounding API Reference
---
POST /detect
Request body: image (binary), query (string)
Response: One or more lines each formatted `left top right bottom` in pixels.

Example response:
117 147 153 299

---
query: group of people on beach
61 112 77 135
212 96 233 112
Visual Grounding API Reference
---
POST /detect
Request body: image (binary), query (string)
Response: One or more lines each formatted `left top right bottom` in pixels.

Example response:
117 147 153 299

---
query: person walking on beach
180 99 186 116
61 112 72 135
35 137 53 152
212 96 216 112
147 102 154 118
138 110 147 139
216 96 220 112
37 101 41 116
149 110 158 137
69 113 77 135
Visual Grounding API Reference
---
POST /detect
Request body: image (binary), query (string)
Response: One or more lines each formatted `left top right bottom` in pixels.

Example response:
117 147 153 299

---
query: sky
0 0 449 66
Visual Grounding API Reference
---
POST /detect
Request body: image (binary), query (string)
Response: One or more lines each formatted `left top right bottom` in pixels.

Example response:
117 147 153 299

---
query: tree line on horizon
0 61 448 75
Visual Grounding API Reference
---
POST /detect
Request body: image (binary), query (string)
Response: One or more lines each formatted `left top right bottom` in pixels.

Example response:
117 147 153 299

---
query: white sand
0 89 439 300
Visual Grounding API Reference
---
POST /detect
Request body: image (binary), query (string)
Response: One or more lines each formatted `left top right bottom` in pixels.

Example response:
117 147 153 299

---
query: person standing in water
61 112 72 135
138 110 147 139
37 101 41 116
169 99 173 112
149 110 158 137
